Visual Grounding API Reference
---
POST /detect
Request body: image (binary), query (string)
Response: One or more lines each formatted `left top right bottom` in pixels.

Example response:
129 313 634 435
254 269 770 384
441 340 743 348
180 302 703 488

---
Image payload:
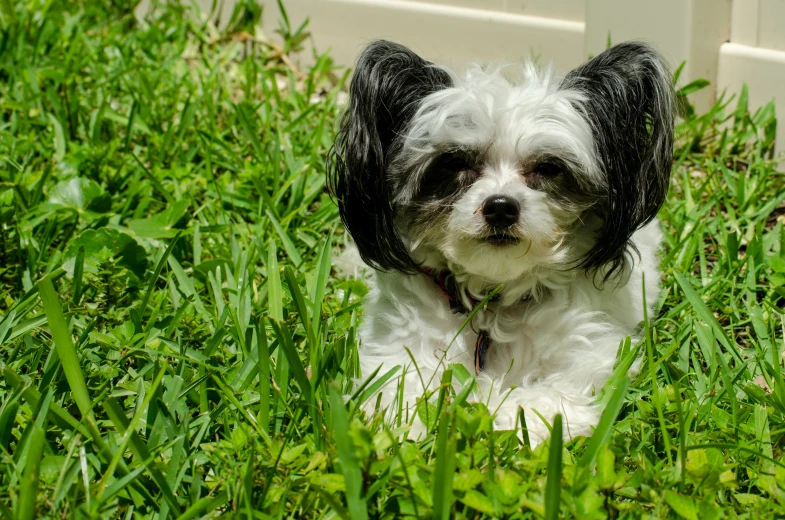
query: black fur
561 42 675 278
327 40 453 272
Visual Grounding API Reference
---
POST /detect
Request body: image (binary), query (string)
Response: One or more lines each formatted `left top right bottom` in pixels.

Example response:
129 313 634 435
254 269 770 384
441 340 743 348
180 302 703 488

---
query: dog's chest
363 270 631 386
365 274 577 379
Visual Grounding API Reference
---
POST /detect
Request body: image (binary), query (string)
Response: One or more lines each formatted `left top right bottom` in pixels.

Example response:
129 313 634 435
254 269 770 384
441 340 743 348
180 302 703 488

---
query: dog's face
392 65 602 281
328 41 674 283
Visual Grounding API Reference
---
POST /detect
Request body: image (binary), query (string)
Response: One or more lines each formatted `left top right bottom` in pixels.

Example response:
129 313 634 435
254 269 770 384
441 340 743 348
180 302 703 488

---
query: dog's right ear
327 40 453 272
560 41 675 280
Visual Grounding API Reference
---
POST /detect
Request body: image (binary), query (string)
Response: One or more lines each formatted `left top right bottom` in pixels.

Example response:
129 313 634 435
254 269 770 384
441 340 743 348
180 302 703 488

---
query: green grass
1 1 785 518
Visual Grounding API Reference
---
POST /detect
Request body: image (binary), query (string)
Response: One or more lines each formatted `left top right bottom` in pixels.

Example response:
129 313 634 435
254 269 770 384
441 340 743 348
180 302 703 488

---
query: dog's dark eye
533 161 561 177
439 153 473 173
418 152 478 201
436 152 479 183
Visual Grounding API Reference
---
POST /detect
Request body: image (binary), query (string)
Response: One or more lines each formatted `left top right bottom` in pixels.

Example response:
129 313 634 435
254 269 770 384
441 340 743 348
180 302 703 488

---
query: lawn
1 1 785 518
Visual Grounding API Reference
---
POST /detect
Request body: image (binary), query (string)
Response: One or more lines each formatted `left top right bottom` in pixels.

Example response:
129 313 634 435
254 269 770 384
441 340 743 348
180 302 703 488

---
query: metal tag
474 329 491 374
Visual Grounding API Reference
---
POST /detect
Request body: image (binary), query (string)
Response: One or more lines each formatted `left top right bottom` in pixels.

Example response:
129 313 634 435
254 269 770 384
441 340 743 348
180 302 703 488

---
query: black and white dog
328 40 674 444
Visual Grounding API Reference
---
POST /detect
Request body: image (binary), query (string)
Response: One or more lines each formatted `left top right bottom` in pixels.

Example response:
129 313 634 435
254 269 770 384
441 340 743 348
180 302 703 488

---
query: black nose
482 196 520 229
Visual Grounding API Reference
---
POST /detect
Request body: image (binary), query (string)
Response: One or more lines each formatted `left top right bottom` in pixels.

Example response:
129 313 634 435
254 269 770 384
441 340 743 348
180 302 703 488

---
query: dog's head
328 41 674 283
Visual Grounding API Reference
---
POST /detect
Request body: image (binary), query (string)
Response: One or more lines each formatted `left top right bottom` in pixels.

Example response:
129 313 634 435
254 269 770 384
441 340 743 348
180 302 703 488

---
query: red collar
421 266 500 315
421 266 473 314
420 266 494 374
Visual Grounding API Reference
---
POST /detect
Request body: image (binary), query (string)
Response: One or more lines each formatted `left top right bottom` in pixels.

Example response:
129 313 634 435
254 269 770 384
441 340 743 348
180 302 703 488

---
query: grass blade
174 492 229 520
140 231 182 321
283 265 315 348
266 209 302 265
544 414 563 520
14 426 44 520
256 320 271 432
267 240 283 322
38 276 93 419
674 272 742 363
310 229 333 333
71 245 84 305
102 397 183 515
431 410 456 520
578 376 629 470
269 319 313 404
329 386 367 520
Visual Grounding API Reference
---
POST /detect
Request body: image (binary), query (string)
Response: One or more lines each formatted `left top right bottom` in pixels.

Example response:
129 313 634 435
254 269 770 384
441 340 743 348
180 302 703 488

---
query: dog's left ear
561 42 675 277
327 41 453 273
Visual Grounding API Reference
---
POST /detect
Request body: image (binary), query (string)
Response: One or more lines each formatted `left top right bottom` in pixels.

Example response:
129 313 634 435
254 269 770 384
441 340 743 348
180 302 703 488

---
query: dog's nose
482 195 520 229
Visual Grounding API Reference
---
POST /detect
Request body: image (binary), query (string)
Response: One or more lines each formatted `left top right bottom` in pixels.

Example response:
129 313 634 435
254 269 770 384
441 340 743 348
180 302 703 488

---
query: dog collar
421 267 496 374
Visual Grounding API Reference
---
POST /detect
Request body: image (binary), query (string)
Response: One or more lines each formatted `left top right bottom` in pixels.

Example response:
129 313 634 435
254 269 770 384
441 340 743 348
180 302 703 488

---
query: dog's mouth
484 233 521 247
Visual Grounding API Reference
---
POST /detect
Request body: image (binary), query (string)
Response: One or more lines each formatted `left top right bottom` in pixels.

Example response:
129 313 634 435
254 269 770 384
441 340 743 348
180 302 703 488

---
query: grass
1 0 785 517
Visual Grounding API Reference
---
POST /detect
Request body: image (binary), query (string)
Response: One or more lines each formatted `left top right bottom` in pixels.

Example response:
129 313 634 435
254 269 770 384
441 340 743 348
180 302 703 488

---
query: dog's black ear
561 42 675 278
327 40 452 272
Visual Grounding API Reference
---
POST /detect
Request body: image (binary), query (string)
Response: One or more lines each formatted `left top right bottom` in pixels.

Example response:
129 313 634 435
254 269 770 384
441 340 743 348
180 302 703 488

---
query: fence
143 0 785 151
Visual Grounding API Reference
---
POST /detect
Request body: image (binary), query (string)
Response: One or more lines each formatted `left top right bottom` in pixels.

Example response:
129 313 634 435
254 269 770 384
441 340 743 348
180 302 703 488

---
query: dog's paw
492 408 549 448
491 398 601 448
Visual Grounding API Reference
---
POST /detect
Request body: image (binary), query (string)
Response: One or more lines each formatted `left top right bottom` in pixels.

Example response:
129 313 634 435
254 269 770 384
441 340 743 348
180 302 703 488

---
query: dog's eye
418 153 478 201
533 161 561 177
439 153 472 173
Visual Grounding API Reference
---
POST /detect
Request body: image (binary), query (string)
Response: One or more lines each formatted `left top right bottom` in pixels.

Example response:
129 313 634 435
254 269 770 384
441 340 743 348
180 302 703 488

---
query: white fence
154 0 785 151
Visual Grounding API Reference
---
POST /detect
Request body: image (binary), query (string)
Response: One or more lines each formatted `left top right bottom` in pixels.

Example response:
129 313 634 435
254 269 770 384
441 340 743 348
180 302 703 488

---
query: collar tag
474 329 491 375
423 267 497 374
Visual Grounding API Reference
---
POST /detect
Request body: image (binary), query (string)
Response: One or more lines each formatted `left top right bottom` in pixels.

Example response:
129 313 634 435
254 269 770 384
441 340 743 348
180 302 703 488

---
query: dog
327 40 674 445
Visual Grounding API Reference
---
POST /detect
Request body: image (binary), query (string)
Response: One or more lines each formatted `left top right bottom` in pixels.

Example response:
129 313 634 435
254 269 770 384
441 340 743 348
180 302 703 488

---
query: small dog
327 40 674 444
